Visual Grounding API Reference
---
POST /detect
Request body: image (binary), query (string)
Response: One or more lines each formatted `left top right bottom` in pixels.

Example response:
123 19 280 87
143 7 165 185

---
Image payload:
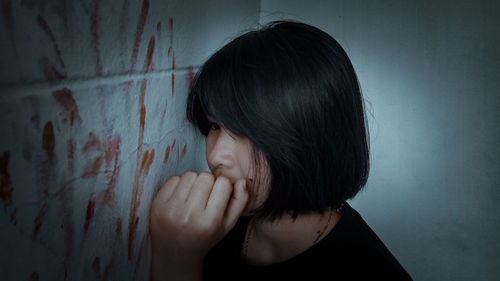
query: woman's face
205 118 269 215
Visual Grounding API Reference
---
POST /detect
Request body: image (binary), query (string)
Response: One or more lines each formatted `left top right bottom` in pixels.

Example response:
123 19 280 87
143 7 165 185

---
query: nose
206 129 235 175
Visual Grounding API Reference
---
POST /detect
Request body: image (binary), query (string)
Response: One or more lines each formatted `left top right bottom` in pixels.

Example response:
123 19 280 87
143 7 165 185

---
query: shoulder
318 202 413 280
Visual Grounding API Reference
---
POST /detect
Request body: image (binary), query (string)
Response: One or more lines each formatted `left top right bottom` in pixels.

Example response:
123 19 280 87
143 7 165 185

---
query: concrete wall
0 1 259 280
261 0 500 280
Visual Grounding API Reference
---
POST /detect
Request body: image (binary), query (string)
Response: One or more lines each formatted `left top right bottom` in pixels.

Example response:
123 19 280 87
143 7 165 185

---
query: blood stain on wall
156 21 161 33
116 218 122 240
143 36 155 72
81 133 121 204
92 256 102 279
90 0 103 76
103 136 120 205
40 122 56 195
171 54 175 96
0 151 13 208
39 57 66 80
187 66 195 88
37 15 66 72
102 257 115 281
67 139 75 173
81 155 104 178
1 0 13 29
83 199 96 233
128 149 155 259
181 144 187 159
42 122 55 164
129 0 150 73
32 203 48 239
163 145 170 164
52 88 81 126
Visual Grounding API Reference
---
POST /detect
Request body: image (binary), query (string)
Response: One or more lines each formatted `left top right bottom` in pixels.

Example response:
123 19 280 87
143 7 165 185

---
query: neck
243 208 341 266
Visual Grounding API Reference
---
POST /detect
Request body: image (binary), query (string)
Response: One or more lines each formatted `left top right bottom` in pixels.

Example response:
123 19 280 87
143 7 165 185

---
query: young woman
150 20 413 280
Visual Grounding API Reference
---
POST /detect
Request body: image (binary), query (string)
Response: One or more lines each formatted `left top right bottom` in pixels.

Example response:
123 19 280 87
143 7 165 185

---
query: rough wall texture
0 0 260 280
261 0 500 280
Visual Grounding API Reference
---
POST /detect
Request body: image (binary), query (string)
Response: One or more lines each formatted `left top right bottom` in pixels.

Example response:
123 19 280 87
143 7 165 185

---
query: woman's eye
209 122 220 131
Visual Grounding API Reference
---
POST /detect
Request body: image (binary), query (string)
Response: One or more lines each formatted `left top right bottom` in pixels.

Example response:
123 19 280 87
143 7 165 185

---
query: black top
203 202 413 281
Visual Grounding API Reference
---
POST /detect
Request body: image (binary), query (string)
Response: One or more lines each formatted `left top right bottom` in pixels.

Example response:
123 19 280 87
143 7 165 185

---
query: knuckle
183 170 198 179
199 172 215 182
216 175 230 185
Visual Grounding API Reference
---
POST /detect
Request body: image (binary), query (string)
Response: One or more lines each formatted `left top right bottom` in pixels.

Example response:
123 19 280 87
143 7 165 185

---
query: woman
150 20 412 280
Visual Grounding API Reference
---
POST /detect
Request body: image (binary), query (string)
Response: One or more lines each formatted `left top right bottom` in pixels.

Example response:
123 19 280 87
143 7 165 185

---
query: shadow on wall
0 0 260 280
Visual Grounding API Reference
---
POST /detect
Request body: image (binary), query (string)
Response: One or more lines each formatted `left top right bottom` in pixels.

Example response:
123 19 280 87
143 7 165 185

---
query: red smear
169 18 173 31
81 155 103 178
103 136 120 205
0 151 13 207
127 147 154 259
33 203 48 239
67 139 75 172
39 57 66 81
37 15 65 71
172 53 175 69
127 212 140 259
102 257 114 281
82 133 121 201
187 66 195 89
42 122 55 164
172 139 176 149
143 36 155 73
156 21 161 33
10 207 16 224
53 88 80 126
2 0 13 29
84 199 95 233
167 46 172 57
116 218 122 240
160 107 166 120
139 149 155 174
92 256 101 279
171 72 175 96
129 0 150 73
82 133 101 153
138 79 147 151
181 144 187 159
90 0 102 76
30 272 39 281
163 146 170 163
144 149 154 174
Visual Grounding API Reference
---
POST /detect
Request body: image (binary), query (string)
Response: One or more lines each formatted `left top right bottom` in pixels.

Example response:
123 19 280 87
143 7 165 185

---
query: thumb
222 179 249 232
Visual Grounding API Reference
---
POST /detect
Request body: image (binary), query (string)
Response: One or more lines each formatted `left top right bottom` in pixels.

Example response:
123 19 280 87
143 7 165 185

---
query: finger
186 172 215 210
155 175 181 202
206 176 233 220
223 179 249 232
170 171 198 203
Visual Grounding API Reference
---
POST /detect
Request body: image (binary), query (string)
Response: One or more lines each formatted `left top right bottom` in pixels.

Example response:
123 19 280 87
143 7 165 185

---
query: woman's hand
150 171 249 269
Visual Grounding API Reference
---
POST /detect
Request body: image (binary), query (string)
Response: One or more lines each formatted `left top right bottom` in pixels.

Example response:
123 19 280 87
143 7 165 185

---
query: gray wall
0 1 259 280
1 0 499 280
261 0 500 280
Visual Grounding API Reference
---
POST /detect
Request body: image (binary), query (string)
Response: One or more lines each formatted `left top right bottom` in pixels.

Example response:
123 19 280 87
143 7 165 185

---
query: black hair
186 20 370 221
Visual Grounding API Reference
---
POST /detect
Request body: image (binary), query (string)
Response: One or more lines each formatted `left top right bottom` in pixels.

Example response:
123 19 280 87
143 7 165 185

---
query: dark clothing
203 202 412 280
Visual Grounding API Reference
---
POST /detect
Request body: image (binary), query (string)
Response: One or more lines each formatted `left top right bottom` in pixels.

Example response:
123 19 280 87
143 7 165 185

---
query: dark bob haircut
186 20 370 221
